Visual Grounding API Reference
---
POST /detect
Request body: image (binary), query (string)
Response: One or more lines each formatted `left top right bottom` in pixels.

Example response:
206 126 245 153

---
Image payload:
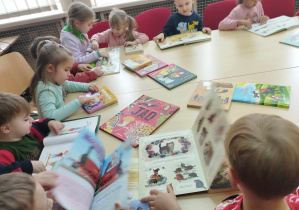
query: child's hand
141 185 181 210
78 96 96 105
48 120 65 135
93 67 104 77
34 171 58 191
98 49 109 58
78 64 93 72
260 16 269 25
202 27 212 35
124 41 138 47
91 40 99 50
153 33 165 43
114 202 130 210
238 19 252 29
31 160 46 173
88 83 99 92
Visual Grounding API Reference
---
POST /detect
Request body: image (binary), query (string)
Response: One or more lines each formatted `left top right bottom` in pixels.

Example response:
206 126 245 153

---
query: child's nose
29 117 34 123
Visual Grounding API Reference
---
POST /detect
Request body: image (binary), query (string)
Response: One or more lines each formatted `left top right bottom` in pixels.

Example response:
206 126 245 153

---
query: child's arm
219 8 245 30
133 31 149 44
141 185 181 210
91 29 111 50
153 15 174 42
68 71 99 83
0 150 33 174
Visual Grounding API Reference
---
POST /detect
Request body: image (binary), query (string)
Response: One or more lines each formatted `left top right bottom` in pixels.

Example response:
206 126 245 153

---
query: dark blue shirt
160 11 203 37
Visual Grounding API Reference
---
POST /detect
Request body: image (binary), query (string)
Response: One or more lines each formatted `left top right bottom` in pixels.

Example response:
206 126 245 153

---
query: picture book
148 64 197 90
125 44 143 54
280 32 299 47
79 86 118 114
128 158 149 210
91 48 120 75
138 91 229 197
39 115 100 171
135 54 168 77
187 81 235 110
245 16 299 37
232 82 291 108
52 129 133 210
157 32 211 50
100 95 180 147
122 55 152 71
208 163 239 193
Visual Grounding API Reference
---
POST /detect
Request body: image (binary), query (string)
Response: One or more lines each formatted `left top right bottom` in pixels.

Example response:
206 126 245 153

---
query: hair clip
44 40 52 44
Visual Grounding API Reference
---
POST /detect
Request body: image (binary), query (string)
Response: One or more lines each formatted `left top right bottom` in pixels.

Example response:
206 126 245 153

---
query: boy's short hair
0 92 31 127
225 114 299 199
0 172 36 210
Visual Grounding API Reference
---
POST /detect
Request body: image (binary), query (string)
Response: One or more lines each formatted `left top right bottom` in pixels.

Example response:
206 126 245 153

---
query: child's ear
125 23 129 30
228 167 240 187
46 64 55 73
0 124 11 135
74 19 81 28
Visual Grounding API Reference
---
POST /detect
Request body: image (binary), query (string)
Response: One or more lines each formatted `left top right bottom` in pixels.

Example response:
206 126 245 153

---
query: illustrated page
93 48 120 75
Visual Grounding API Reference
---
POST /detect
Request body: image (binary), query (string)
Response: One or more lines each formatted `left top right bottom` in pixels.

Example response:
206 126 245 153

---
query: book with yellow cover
123 55 152 71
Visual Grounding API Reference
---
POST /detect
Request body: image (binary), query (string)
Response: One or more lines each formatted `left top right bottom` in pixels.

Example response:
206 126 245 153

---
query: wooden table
64 28 299 209
0 35 20 56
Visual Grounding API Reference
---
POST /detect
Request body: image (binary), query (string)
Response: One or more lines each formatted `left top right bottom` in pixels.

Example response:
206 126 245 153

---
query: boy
0 171 57 210
153 0 211 43
141 114 299 210
0 92 64 175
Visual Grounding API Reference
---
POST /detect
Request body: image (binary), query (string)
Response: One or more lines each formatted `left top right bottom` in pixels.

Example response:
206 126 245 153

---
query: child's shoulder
215 194 242 210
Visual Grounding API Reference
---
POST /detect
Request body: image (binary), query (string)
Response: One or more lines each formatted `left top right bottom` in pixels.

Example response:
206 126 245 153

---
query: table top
0 35 20 55
64 27 299 210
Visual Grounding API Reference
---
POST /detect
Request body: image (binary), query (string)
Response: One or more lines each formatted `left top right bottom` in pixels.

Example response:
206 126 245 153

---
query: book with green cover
232 82 290 108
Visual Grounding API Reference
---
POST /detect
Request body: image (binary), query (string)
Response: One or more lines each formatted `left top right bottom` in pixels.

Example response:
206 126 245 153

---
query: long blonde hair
109 8 137 42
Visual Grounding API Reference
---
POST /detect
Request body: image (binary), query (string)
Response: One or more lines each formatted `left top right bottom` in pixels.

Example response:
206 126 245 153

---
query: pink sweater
91 29 149 47
219 1 264 30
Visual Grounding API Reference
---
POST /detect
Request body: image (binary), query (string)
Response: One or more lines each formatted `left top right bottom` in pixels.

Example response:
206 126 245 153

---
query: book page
43 115 100 146
91 140 132 210
93 48 120 75
53 129 105 210
191 91 229 187
139 130 207 197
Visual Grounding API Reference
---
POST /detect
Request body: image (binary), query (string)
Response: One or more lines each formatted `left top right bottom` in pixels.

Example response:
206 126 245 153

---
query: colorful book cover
122 55 152 71
135 54 168 77
232 82 290 108
245 16 299 37
125 44 143 54
280 32 299 48
188 81 235 110
79 86 118 114
148 64 197 90
158 32 211 50
92 48 120 75
100 95 180 147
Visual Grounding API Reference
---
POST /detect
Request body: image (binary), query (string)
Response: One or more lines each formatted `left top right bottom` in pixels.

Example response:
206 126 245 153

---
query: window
0 0 57 19
92 0 133 7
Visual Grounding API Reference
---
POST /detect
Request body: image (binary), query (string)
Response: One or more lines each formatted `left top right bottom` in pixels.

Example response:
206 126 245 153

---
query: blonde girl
91 8 149 49
60 2 109 63
219 0 269 30
29 40 98 121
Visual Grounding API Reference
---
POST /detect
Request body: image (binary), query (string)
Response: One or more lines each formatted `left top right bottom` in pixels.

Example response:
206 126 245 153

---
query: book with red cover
99 95 180 147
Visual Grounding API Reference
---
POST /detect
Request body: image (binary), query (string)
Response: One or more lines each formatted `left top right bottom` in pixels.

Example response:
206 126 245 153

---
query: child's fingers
167 184 175 195
149 189 160 195
141 195 155 202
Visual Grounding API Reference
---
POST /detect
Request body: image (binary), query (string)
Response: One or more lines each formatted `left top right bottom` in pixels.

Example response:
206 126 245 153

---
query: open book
125 44 143 54
280 32 299 48
139 91 229 196
39 116 100 171
52 129 133 210
245 16 299 37
158 32 211 50
92 48 120 75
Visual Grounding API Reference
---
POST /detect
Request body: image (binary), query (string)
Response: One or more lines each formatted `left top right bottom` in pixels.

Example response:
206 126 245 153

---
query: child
60 2 109 64
153 0 211 43
29 40 99 121
30 36 103 83
0 92 64 175
91 8 149 49
141 114 299 210
218 0 269 30
0 171 57 210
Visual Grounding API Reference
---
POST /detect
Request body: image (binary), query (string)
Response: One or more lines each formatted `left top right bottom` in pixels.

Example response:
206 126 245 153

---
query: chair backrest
261 0 295 18
297 11 299 16
203 0 237 30
135 7 172 40
87 20 110 48
0 52 34 95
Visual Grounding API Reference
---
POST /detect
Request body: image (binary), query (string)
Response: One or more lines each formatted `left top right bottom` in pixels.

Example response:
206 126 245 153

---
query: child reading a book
60 2 109 63
0 92 64 175
30 36 103 82
218 0 269 30
29 40 99 121
141 114 299 210
91 8 149 49
0 171 58 210
153 0 211 43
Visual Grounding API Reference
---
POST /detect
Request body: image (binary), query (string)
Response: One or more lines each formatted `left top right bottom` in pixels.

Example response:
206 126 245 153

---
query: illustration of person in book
170 69 185 78
149 168 163 184
160 105 171 115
